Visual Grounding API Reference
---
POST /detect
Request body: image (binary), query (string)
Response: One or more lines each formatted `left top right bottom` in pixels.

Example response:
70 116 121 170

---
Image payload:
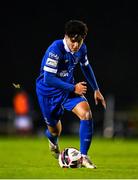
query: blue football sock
45 129 58 145
79 120 93 155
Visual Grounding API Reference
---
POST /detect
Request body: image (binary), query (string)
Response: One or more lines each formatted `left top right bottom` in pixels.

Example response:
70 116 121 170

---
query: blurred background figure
13 89 33 135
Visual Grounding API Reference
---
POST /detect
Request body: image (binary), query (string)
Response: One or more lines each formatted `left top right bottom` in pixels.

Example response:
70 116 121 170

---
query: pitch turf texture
0 136 138 179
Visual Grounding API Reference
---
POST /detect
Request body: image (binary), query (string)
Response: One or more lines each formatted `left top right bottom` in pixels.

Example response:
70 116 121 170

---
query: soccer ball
58 147 82 168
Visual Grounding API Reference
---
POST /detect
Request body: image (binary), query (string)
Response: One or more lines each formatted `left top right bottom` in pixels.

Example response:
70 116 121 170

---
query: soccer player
36 20 106 168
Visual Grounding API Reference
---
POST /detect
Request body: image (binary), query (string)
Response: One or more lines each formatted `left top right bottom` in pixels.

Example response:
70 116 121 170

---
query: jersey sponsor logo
49 52 59 60
58 70 69 77
46 58 58 67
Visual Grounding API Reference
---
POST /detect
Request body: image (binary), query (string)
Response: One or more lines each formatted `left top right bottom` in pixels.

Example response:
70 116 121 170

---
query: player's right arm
44 60 87 95
44 71 75 92
45 72 87 95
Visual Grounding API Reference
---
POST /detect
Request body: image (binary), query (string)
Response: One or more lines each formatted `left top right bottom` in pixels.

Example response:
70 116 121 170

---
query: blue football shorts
36 92 87 127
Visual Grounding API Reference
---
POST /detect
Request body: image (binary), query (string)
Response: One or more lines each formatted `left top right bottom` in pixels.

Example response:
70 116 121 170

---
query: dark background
0 0 138 112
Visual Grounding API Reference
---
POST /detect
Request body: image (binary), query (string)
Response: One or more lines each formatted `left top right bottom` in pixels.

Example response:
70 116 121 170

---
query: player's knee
79 110 92 120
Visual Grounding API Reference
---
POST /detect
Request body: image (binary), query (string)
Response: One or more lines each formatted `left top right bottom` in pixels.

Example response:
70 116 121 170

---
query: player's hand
94 89 106 109
74 82 87 95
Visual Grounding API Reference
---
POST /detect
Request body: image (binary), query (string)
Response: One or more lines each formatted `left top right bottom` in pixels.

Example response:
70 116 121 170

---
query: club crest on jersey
49 52 59 60
46 58 58 67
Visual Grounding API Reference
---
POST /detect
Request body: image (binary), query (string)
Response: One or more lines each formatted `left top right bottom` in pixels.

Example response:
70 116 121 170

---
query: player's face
65 35 84 52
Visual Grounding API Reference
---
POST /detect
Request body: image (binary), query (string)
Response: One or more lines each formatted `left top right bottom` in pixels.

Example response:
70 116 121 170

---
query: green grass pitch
0 135 138 179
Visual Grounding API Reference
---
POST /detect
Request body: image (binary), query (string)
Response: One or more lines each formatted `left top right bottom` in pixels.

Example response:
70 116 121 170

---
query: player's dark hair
65 20 88 40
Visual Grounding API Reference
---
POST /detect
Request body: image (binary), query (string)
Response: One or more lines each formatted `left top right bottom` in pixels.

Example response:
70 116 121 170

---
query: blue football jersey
36 39 89 96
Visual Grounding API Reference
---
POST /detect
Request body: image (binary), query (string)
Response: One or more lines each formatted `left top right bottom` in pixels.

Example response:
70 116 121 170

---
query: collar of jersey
63 38 74 54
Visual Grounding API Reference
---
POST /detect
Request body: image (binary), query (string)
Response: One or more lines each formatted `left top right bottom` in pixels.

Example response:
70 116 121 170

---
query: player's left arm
80 63 106 109
79 46 106 109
